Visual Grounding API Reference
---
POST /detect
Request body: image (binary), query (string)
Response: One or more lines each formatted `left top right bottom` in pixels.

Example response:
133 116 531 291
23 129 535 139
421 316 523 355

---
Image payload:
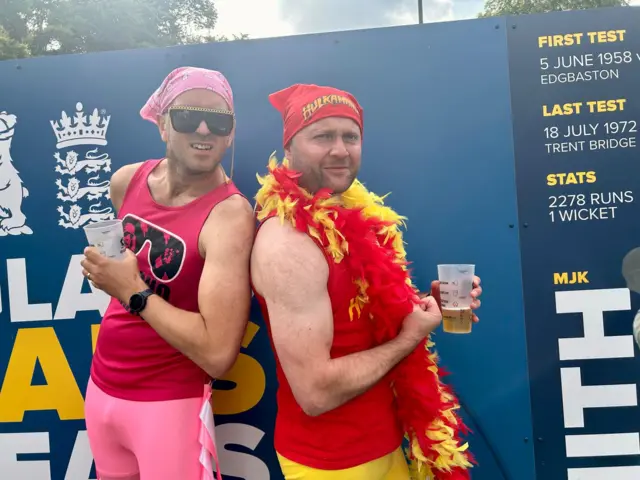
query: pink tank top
90 159 243 401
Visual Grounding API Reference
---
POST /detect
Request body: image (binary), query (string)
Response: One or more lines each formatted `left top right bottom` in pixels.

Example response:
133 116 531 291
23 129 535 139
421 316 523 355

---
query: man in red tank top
79 67 255 480
250 84 483 479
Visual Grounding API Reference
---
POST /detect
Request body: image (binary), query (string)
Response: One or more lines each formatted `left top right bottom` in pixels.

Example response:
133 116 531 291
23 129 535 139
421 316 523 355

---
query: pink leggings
85 378 205 480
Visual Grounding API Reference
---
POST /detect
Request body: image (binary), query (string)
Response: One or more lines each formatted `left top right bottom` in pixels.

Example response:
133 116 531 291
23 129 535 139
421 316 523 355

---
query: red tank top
253 217 403 470
90 159 243 401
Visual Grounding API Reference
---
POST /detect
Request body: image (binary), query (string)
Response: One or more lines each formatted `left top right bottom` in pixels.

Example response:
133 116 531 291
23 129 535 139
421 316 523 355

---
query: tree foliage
0 26 30 60
0 0 247 59
479 0 630 18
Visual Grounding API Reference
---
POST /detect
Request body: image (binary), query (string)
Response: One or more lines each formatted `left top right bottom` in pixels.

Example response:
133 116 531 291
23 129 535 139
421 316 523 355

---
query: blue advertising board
508 7 640 480
1 5 638 480
0 18 531 480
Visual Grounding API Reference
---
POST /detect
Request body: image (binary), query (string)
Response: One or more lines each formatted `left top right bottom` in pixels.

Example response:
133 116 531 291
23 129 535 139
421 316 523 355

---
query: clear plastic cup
437 264 475 334
83 219 126 259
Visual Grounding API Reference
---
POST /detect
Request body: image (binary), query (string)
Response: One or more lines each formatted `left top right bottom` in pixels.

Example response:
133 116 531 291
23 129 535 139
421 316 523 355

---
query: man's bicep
198 202 254 335
268 285 333 368
198 244 251 317
258 233 334 378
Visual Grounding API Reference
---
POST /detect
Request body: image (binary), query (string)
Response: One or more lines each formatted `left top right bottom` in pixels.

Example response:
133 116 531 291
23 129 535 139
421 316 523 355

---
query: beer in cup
437 264 475 334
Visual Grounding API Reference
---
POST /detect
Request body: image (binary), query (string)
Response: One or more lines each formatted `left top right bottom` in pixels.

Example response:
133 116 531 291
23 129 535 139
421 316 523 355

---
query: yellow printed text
0 327 85 422
302 94 359 121
0 321 267 424
554 271 589 285
538 33 584 48
543 102 583 116
586 99 626 113
587 30 626 44
212 321 266 416
91 323 100 353
547 171 596 186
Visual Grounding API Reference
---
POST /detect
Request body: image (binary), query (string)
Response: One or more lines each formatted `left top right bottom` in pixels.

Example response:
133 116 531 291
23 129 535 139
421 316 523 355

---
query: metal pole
418 0 424 23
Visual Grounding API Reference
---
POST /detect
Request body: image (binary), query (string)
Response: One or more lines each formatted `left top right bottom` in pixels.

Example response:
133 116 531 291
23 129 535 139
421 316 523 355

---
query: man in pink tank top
79 67 255 480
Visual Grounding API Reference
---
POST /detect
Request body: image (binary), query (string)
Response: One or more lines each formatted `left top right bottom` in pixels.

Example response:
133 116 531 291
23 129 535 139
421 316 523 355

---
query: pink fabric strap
199 383 222 480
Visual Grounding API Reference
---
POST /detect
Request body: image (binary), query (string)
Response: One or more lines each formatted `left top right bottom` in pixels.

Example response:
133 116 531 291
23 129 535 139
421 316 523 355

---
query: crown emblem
50 102 110 149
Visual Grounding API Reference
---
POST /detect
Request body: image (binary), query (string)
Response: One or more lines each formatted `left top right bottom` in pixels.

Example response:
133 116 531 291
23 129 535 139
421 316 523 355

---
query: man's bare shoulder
252 218 328 296
200 193 255 257
210 193 254 221
111 162 143 188
254 217 325 262
205 193 254 233
110 162 144 211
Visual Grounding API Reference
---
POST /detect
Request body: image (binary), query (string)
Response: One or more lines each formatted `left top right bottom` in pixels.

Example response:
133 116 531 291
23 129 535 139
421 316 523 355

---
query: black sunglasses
168 106 235 137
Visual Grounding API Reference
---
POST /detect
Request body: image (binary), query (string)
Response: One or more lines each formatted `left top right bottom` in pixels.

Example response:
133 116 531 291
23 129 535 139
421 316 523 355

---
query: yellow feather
255 154 472 477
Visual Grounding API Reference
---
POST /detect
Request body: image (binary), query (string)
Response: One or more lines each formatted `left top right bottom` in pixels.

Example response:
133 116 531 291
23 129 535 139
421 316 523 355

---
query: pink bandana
140 67 234 125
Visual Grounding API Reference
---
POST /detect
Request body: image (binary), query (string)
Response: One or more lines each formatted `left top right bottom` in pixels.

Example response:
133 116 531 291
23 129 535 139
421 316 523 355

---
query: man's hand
431 275 483 323
399 296 442 344
81 248 147 303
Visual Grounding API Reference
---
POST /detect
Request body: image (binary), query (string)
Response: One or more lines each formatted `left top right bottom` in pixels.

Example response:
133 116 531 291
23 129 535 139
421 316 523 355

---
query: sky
213 0 640 38
213 0 485 39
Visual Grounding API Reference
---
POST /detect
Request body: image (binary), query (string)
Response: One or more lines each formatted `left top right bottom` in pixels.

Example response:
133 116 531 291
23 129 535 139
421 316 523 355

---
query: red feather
261 163 474 478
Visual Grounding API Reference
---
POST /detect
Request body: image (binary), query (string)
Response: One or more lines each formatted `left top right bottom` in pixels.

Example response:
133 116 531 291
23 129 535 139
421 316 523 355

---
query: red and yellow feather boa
255 153 474 479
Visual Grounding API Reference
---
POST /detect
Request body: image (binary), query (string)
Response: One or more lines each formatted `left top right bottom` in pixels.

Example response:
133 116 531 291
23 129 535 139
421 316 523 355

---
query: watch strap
127 288 154 315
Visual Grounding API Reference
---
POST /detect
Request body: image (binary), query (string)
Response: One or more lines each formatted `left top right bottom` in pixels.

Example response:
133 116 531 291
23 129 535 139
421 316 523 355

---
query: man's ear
157 114 169 142
284 139 293 159
225 125 236 148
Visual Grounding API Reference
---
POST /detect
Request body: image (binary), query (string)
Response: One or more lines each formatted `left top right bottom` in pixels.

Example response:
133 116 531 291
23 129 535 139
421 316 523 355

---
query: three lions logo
56 176 110 202
0 111 32 236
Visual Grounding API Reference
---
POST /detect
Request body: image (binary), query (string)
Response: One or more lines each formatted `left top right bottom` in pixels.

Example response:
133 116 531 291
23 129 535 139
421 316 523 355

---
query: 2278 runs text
548 191 633 222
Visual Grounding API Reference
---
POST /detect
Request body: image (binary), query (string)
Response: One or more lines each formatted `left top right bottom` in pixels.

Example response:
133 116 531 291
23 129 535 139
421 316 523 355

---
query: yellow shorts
276 447 410 480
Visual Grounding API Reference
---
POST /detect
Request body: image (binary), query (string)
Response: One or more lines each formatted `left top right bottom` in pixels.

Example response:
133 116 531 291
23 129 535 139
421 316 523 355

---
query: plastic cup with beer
437 264 475 334
83 219 126 260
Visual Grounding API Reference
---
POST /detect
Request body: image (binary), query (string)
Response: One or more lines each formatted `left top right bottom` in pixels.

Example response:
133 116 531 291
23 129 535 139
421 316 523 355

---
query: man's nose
330 138 349 158
195 120 211 136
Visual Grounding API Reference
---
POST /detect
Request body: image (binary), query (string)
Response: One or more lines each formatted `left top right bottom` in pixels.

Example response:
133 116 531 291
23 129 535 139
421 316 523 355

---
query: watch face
130 294 143 311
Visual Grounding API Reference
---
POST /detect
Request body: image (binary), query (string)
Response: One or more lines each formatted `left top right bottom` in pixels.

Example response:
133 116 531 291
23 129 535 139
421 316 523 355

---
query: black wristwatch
127 289 154 315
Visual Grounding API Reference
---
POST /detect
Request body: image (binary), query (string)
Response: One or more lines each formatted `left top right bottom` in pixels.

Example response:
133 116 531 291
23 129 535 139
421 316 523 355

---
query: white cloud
213 0 295 38
278 0 454 33
212 0 637 40
213 0 458 39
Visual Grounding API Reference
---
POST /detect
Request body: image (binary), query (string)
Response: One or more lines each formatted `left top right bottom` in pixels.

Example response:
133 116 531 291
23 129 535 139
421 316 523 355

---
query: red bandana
268 83 364 147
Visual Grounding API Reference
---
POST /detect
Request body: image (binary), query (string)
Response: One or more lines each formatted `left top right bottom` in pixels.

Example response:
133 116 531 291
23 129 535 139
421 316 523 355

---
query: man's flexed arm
82 195 255 379
139 196 254 377
251 219 442 417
